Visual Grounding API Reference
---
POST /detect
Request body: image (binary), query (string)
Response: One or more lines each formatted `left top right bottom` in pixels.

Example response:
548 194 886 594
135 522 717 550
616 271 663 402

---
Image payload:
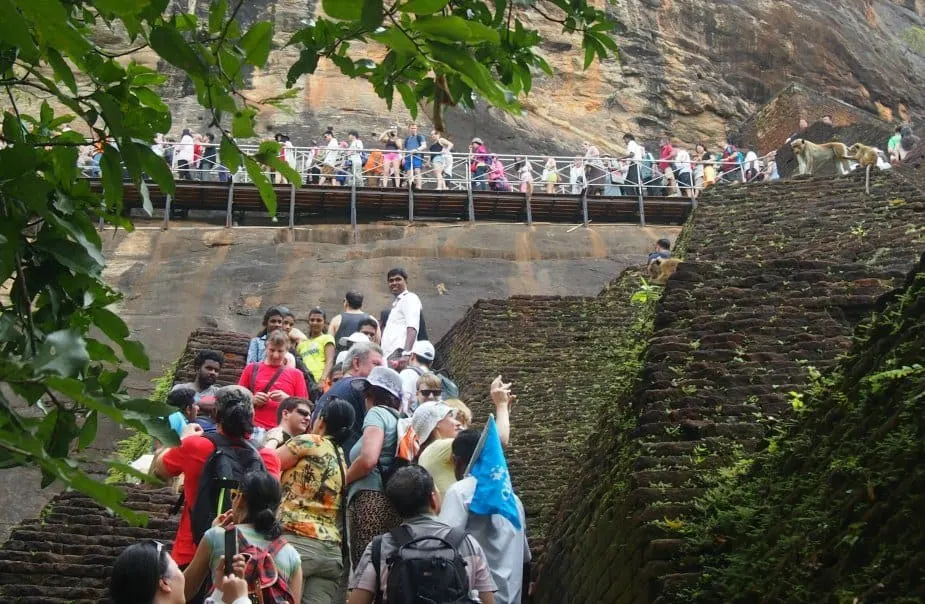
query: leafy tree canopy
0 0 618 523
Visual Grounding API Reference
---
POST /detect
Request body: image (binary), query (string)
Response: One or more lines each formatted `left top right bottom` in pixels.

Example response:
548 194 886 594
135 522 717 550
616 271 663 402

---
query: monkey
846 143 881 194
435 282 448 295
647 257 681 285
846 143 879 168
790 138 852 176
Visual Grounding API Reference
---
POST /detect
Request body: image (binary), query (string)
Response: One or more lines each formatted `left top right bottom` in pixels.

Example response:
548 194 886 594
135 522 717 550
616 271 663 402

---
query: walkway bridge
102 180 693 229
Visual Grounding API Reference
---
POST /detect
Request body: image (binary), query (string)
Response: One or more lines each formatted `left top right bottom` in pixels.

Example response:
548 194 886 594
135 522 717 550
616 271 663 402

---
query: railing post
225 182 234 228
408 176 414 222
637 186 646 227
350 177 358 245
581 185 589 228
289 184 296 229
467 151 475 223
525 189 532 226
162 194 172 230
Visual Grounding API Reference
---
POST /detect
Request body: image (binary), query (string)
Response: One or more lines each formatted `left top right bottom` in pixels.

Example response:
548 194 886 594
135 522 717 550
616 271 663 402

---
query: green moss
669 260 925 602
901 26 925 55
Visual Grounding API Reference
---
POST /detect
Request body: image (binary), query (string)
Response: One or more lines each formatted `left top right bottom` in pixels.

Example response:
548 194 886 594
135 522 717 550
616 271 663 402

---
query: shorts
432 156 445 169
676 170 693 190
404 155 423 171
545 173 559 183
321 164 336 175
384 152 400 163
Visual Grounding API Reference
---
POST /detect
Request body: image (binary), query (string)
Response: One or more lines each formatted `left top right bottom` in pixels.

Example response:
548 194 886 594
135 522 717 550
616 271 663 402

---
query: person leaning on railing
470 138 490 191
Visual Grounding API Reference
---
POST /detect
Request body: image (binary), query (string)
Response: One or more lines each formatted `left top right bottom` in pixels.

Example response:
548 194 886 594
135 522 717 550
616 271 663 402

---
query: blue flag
466 415 521 529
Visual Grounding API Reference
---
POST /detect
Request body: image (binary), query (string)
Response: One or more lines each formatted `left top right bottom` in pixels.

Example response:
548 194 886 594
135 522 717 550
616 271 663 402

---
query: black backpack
189 432 267 544
371 525 477 604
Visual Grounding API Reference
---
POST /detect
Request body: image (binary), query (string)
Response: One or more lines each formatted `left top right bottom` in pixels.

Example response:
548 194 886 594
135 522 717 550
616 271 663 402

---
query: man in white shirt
671 147 694 198
439 429 530 604
347 130 364 187
622 133 644 197
319 130 340 186
743 149 760 182
380 267 423 361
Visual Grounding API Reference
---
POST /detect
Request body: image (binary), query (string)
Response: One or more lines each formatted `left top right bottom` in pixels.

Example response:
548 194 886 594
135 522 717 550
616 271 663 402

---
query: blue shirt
168 411 188 437
246 335 266 365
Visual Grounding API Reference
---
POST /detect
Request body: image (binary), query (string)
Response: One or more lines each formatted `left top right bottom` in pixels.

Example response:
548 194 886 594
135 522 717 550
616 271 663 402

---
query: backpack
375 407 411 486
372 525 476 604
236 528 296 604
190 433 267 544
408 365 460 400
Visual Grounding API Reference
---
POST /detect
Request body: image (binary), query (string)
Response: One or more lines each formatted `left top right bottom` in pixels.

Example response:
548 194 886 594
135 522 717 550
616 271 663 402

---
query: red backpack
235 529 296 604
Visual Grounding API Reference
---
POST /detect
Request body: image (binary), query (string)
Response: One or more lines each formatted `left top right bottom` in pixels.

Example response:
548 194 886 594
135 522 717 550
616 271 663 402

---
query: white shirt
176 134 195 162
380 289 422 358
439 476 530 604
283 140 297 168
323 138 340 167
399 365 424 415
626 139 644 161
744 150 759 171
673 149 692 175
348 138 364 165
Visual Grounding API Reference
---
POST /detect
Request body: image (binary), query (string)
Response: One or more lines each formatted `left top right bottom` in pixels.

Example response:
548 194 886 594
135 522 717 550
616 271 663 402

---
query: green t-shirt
203 524 300 584
348 406 398 500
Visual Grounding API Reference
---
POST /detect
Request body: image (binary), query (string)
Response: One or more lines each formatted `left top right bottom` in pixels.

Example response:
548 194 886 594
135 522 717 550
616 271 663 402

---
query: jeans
473 165 488 190
285 533 345 604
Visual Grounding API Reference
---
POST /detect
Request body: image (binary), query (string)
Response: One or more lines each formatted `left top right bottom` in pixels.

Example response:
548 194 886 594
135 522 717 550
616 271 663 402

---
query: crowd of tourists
73 119 921 203
111 267 527 604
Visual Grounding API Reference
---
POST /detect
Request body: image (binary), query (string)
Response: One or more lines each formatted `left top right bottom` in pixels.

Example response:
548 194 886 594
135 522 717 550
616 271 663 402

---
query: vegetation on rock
677 255 925 602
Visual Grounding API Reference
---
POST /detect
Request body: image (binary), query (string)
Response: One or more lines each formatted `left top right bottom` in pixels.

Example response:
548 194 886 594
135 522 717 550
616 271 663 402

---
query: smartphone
224 527 237 575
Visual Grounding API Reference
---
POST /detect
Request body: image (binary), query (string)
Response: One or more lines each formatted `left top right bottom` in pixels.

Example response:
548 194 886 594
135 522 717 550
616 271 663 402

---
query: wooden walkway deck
96 180 694 227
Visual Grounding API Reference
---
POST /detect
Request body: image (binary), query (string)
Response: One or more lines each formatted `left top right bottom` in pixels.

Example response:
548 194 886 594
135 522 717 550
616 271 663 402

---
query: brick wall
533 169 925 602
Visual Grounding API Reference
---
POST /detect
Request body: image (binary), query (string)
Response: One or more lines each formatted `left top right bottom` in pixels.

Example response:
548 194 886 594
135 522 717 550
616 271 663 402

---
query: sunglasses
419 389 442 397
148 539 167 583
294 408 310 417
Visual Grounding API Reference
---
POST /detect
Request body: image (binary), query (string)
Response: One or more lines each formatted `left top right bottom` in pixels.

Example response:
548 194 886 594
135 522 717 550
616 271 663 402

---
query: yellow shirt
297 333 335 382
418 438 457 496
279 434 347 542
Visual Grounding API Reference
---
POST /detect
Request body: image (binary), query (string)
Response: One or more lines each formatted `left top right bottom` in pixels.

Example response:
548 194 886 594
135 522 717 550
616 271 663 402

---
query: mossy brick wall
172 327 251 386
533 169 925 603
690 254 925 602
0 488 178 604
436 272 654 554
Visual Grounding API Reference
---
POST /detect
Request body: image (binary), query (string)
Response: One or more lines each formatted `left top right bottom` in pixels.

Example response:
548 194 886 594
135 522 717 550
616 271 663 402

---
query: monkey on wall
647 257 681 285
847 143 880 168
790 138 852 176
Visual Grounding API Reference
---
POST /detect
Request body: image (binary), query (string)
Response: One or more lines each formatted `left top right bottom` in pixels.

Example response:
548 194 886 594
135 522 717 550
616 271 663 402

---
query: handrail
77 141 773 198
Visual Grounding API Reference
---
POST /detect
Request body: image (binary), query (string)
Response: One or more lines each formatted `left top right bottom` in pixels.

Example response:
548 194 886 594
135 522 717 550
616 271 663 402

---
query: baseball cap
335 350 348 367
358 366 403 399
338 332 370 349
410 340 435 362
471 137 483 145
412 402 454 444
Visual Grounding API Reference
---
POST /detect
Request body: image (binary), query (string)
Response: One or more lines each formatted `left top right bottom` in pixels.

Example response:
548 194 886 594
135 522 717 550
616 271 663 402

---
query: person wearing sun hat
470 137 490 190
337 331 370 351
343 365 405 566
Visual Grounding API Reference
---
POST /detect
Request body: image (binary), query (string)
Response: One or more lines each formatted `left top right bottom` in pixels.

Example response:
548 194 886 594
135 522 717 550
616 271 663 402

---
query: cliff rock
151 0 925 154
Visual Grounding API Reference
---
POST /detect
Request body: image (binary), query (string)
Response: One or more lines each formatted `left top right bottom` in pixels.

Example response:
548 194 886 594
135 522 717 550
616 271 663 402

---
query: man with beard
175 350 223 433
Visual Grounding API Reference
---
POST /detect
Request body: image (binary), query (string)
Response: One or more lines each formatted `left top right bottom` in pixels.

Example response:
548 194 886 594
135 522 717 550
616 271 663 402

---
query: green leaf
370 28 419 55
361 0 384 30
138 143 176 195
244 157 277 216
77 411 98 451
120 339 150 370
105 460 164 485
100 144 124 211
264 155 303 187
239 21 274 67
94 0 150 16
15 0 90 57
0 0 39 59
322 0 363 20
411 16 474 43
464 20 501 45
149 26 206 78
220 135 242 174
92 308 130 342
135 87 168 113
86 338 120 364
398 0 450 15
34 330 91 376
139 180 154 216
232 109 257 139
396 82 419 118
208 0 228 34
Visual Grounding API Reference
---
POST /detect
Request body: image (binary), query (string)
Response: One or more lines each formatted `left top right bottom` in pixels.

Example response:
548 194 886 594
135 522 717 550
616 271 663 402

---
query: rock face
156 0 925 154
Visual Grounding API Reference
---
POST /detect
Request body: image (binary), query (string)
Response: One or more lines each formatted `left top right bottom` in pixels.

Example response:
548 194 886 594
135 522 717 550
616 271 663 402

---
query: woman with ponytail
277 398 356 602
183 472 302 602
